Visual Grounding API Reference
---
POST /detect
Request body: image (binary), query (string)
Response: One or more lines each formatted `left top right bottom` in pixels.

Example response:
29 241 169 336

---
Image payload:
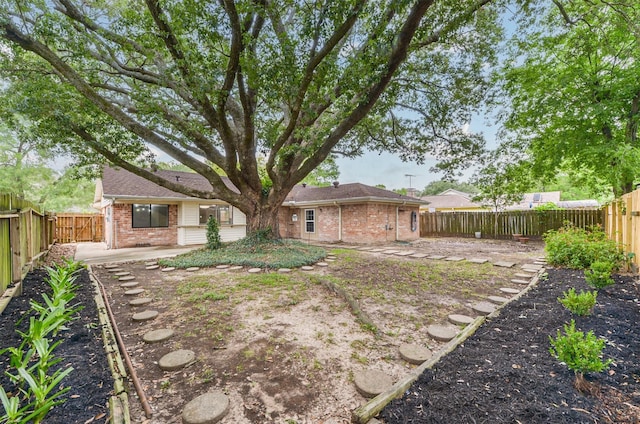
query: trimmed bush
584 261 615 288
558 288 597 316
544 224 624 269
205 216 222 250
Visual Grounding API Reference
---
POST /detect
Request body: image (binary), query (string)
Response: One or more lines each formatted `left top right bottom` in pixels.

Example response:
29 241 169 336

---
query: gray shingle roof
284 183 425 205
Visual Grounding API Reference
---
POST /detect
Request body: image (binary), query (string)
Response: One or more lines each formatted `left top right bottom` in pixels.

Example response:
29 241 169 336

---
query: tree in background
301 155 340 187
420 180 479 196
0 1 502 238
502 0 640 197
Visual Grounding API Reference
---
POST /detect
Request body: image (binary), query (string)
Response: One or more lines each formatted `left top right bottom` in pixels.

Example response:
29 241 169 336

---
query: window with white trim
199 205 232 225
305 209 315 233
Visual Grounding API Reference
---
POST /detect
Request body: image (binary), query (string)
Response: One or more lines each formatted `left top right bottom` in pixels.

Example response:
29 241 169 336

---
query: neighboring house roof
507 191 562 210
96 166 238 202
556 200 600 209
437 189 473 197
283 183 425 207
419 194 480 209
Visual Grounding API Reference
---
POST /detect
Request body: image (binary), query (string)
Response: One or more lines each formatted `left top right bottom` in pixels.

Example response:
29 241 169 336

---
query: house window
132 204 169 228
305 209 315 233
199 205 231 225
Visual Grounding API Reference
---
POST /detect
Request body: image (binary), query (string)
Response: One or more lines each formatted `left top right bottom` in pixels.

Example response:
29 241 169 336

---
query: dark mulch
381 268 640 423
0 268 114 423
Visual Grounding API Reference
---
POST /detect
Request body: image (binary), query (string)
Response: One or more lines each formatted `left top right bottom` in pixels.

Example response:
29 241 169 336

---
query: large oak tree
0 0 501 236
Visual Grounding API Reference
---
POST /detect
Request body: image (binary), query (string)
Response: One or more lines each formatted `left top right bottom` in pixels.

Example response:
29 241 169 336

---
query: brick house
95 167 424 248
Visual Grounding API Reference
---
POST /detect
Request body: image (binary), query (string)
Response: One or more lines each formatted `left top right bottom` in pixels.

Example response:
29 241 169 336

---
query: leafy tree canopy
501 0 640 197
420 179 478 196
0 0 502 236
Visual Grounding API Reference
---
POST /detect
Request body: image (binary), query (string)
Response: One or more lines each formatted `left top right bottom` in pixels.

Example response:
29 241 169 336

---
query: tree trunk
244 202 282 240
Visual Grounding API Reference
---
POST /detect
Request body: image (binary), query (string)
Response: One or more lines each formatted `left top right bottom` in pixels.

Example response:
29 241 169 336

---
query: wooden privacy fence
604 189 640 266
55 213 103 243
0 193 55 293
420 209 604 239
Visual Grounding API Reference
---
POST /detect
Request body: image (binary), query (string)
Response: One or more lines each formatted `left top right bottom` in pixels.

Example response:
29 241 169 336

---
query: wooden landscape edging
351 269 544 423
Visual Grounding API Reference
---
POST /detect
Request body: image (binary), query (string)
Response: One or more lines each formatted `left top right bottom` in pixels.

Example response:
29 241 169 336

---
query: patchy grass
160 239 326 269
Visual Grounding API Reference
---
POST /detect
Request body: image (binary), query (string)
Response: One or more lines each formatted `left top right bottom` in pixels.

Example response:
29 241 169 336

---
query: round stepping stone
301 266 314 271
427 324 459 342
316 262 329 267
161 267 176 272
107 268 125 273
129 297 153 306
325 259 336 262
186 267 200 272
119 275 136 281
120 281 139 288
248 268 262 274
472 301 497 316
500 287 520 295
216 264 230 269
353 370 393 398
113 271 131 276
145 265 160 270
278 268 292 273
487 295 509 305
399 344 432 365
144 261 157 266
132 310 159 321
143 328 175 343
326 256 337 260
159 349 195 371
448 314 474 326
514 273 533 279
182 391 230 424
511 279 530 285
104 264 119 269
229 266 243 272
124 288 145 296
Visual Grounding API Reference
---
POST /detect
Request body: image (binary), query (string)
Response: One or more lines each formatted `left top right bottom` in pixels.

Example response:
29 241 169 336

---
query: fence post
10 216 21 285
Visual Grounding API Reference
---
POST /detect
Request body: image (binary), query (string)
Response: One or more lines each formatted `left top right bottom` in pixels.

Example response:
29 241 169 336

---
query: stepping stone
248 268 262 273
145 265 160 270
278 268 292 273
467 258 489 264
229 266 243 272
409 253 429 259
119 276 136 281
534 261 546 266
353 370 394 398
107 268 125 273
326 255 338 259
493 261 515 268
427 255 446 260
487 295 509 305
104 264 119 270
216 265 230 269
144 261 157 266
448 314 474 326
514 273 534 279
113 271 131 276
500 287 520 295
382 250 400 254
472 301 497 316
316 262 329 267
521 264 542 270
161 267 176 272
357 247 374 251
159 349 195 371
394 251 415 256
399 344 432 365
370 248 386 252
129 297 153 306
124 288 145 296
120 281 139 288
511 279 530 285
427 324 459 342
182 391 230 424
444 256 464 262
143 328 175 343
186 267 200 272
132 310 159 321
300 266 314 271
325 259 336 262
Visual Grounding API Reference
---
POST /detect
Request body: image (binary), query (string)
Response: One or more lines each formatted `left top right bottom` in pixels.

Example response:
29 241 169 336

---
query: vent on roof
333 181 339 188
302 183 307 188
175 175 180 182
533 193 541 202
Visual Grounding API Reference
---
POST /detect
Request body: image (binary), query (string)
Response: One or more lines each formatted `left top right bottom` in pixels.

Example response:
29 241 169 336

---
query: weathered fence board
604 189 640 266
55 213 103 243
420 209 604 239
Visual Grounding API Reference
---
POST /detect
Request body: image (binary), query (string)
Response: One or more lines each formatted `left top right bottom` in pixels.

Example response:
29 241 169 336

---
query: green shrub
206 216 222 250
584 261 615 288
549 320 612 390
558 288 597 316
543 224 624 269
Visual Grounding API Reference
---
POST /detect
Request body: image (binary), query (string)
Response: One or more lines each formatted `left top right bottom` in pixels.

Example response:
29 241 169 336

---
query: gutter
334 202 342 241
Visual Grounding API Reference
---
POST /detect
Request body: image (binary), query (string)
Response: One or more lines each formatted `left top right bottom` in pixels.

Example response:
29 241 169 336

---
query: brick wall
111 203 178 248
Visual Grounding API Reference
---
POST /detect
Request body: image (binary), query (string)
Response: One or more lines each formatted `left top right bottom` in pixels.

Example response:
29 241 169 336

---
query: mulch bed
381 268 640 423
0 268 114 423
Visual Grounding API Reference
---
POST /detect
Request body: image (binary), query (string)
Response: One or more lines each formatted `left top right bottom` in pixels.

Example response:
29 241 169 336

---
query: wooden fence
0 193 55 293
55 213 103 243
604 189 640 266
420 209 604 239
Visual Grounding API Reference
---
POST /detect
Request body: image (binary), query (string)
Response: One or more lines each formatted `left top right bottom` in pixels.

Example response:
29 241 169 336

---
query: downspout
334 202 342 242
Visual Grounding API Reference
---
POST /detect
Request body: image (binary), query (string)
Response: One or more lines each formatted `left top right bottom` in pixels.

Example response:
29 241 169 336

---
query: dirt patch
90 239 544 423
